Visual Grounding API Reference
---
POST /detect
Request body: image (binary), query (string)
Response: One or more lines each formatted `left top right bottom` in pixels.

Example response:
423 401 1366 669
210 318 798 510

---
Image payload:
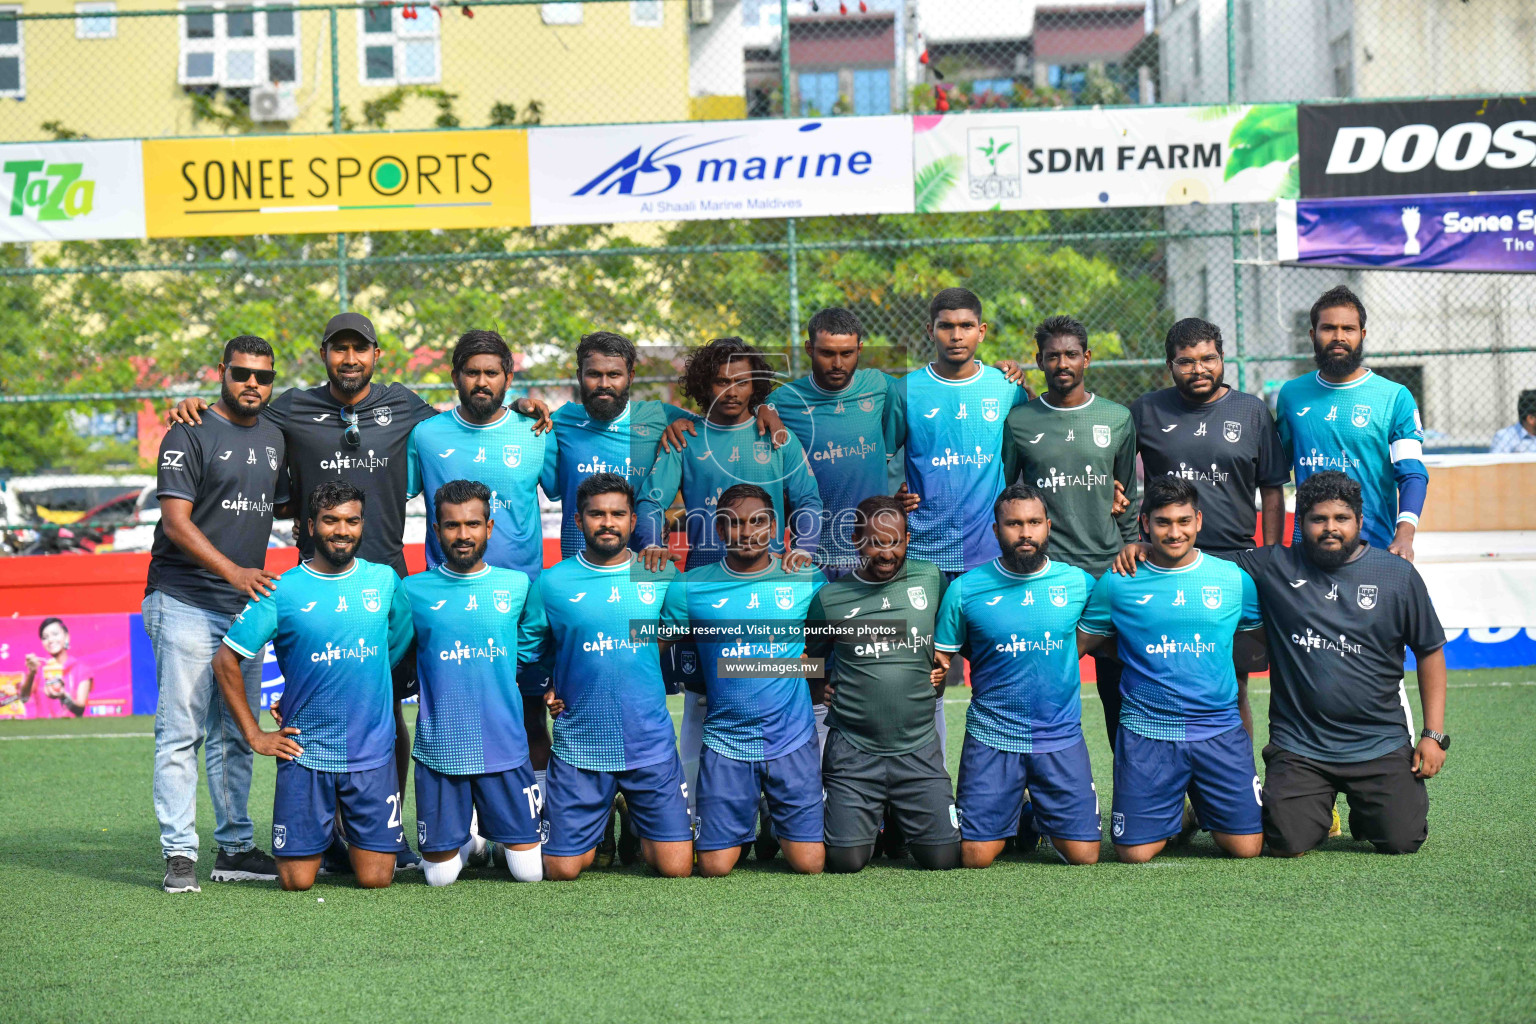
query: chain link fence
1 0 1533 536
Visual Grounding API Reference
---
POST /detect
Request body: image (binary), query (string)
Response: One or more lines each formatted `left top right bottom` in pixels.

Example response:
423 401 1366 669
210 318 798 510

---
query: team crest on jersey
636 581 656 605
266 446 279 470
503 445 521 468
1223 421 1242 443
681 650 698 675
1351 404 1371 428
362 588 381 613
775 586 795 610
1357 585 1378 610
493 589 512 613
1202 585 1223 610
754 440 772 465
907 586 928 610
982 398 1000 422
373 406 392 426
1092 424 1111 448
272 824 287 850
859 397 875 412
1049 585 1068 607
1111 812 1125 838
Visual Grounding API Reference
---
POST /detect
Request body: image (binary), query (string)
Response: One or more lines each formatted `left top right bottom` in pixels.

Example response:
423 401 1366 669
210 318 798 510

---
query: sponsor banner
1276 190 1536 273
912 104 1298 212
1299 99 1536 199
527 115 913 225
0 614 133 719
142 129 529 238
0 140 145 242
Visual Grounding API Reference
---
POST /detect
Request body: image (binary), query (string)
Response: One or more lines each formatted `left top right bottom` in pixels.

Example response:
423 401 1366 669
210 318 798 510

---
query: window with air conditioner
0 8 24 98
179 3 299 88
541 3 582 24
75 2 116 40
631 1 662 26
359 5 440 85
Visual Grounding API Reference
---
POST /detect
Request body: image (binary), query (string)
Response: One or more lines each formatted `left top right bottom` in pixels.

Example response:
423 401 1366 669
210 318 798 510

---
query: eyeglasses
1171 354 1223 371
341 405 360 449
228 366 276 385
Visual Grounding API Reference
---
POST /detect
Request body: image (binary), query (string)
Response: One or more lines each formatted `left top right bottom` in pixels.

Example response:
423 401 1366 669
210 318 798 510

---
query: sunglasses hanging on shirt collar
341 405 361 448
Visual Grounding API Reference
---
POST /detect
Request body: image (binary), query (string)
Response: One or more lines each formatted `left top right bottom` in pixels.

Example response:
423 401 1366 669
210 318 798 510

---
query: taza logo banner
0 140 145 242
912 105 1297 212
527 116 914 225
1298 99 1536 199
142 129 529 238
1276 190 1536 273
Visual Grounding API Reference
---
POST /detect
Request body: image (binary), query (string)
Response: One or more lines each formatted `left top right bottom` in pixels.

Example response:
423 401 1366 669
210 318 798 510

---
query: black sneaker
211 847 278 882
594 806 617 868
394 847 422 874
615 793 640 867
163 855 200 893
753 803 780 862
317 835 353 876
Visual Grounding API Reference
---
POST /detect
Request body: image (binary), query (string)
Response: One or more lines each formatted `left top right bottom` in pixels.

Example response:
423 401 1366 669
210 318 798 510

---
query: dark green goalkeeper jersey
1001 394 1139 575
805 559 946 756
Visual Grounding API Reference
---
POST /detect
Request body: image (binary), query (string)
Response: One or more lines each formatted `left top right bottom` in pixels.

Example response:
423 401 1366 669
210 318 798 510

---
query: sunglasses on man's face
341 405 361 448
228 366 276 386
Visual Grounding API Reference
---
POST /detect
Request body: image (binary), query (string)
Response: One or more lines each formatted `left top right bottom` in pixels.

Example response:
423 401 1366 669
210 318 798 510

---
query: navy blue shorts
696 733 823 851
544 752 693 857
1111 725 1262 845
272 760 406 857
955 733 1101 843
413 760 542 853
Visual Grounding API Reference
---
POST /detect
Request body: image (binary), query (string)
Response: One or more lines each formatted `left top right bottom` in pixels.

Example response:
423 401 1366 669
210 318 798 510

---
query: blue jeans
144 590 263 860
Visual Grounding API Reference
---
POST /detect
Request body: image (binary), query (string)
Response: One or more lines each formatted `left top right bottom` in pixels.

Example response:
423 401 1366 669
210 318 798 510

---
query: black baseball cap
321 312 379 348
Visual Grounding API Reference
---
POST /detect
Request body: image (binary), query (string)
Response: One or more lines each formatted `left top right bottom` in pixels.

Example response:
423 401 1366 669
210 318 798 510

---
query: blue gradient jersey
532 552 678 772
1079 551 1262 742
1276 370 1428 549
223 558 413 773
402 564 543 775
659 558 825 761
635 419 824 569
934 558 1093 753
549 400 697 559
407 408 558 580
901 363 1030 573
766 368 904 572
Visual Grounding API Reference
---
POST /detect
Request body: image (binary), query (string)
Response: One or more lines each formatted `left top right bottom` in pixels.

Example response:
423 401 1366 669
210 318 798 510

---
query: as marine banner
141 129 530 238
911 104 1298 213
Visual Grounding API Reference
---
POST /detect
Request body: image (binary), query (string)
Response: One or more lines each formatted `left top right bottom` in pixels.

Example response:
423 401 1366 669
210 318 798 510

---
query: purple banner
1278 190 1536 273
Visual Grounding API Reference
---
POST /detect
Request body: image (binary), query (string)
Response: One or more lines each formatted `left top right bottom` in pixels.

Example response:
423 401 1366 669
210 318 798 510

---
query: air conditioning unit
689 0 713 25
250 86 298 122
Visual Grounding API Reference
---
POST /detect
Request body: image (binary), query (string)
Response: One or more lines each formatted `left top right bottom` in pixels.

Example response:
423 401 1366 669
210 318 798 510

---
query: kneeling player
403 481 546 886
1078 477 1264 863
806 496 959 872
533 474 693 880
660 485 826 876
934 483 1101 867
213 482 413 890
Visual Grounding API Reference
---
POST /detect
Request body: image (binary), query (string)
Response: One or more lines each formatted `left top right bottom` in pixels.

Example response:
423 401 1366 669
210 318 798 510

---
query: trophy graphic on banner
1401 206 1422 256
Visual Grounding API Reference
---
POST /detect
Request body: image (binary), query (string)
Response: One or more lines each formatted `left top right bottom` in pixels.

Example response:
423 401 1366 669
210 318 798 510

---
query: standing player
402 480 546 887
1234 472 1448 856
1077 478 1265 863
535 474 693 881
212 481 414 891
932 483 1100 868
806 496 959 872
659 484 826 876
145 334 287 893
1277 285 1427 560
1127 318 1288 734
1002 315 1137 748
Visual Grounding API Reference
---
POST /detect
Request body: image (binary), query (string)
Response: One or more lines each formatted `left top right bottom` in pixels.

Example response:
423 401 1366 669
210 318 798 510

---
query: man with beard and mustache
214 481 416 891
1233 471 1448 856
400 479 547 887
147 335 290 894
531 474 693 881
1077 477 1265 864
1276 285 1428 561
931 483 1100 868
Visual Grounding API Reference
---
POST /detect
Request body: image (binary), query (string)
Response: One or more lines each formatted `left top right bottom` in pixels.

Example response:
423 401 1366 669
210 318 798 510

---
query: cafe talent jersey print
223 558 413 773
407 407 558 581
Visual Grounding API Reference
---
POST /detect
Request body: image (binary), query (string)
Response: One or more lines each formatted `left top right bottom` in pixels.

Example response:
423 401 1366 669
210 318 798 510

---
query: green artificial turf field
4 667 1533 1024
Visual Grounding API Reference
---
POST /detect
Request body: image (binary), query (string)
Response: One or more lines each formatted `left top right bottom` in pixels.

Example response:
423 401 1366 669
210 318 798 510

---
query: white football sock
460 833 487 862
505 845 543 882
421 854 463 887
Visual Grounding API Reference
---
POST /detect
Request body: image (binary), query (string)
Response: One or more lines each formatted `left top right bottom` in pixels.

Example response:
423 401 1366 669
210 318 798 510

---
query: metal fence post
331 5 349 313
780 0 800 374
1226 0 1244 391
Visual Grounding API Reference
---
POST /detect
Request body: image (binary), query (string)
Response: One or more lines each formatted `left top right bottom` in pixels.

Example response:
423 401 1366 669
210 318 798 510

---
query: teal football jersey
224 558 413 773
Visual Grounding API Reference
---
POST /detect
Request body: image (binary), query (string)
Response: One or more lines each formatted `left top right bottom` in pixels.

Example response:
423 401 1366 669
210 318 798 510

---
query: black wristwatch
1420 728 1450 751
